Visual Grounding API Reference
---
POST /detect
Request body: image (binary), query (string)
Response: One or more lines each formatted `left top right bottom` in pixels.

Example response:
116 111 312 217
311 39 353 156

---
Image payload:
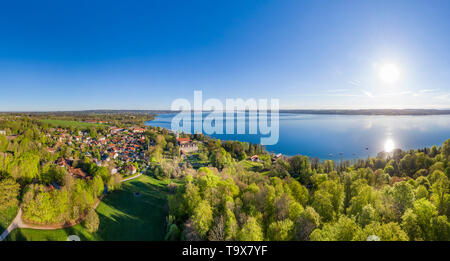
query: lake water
146 113 450 159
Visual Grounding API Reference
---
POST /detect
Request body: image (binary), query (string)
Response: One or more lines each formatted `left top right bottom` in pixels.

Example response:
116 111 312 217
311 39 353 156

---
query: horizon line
1 108 450 113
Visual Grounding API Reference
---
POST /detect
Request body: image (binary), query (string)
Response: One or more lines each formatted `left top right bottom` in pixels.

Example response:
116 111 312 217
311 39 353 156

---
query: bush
0 178 20 211
108 174 122 191
84 209 100 233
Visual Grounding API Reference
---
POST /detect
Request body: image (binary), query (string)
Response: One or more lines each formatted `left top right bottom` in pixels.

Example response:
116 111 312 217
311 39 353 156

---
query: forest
163 137 450 241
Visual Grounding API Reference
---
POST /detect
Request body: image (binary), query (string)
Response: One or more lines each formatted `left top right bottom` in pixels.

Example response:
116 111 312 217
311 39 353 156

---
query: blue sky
0 0 449 111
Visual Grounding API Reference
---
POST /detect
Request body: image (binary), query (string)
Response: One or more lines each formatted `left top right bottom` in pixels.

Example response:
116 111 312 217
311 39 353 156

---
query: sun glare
378 63 400 84
384 138 395 153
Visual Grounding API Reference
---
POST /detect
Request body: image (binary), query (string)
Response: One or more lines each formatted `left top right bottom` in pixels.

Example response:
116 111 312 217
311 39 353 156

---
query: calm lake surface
146 113 450 159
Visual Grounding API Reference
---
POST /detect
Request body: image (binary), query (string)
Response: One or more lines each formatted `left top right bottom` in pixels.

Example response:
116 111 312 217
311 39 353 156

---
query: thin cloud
292 93 362 97
348 80 361 86
325 88 350 93
362 90 374 98
377 91 412 97
419 88 439 93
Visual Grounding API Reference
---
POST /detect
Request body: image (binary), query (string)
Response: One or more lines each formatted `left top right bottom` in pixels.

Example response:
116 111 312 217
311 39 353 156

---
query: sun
384 138 395 153
378 63 400 84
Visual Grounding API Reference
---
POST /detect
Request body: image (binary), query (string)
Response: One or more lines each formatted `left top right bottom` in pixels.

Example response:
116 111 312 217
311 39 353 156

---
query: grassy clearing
240 160 264 171
239 160 271 175
0 206 18 232
40 119 103 128
6 175 168 241
5 224 97 241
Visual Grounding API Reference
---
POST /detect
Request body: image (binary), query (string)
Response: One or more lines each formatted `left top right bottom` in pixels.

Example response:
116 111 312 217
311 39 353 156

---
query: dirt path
0 173 143 241
0 208 21 241
121 172 142 182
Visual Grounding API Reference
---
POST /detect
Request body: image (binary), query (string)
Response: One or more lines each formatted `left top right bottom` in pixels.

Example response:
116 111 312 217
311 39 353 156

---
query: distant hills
1 109 450 116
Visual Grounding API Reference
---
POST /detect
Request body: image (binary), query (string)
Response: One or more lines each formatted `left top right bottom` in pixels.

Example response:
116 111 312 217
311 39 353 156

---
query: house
56 158 71 168
6 135 17 141
110 127 123 134
176 137 198 153
47 148 56 153
43 184 55 192
250 155 259 162
132 127 145 133
69 167 90 180
58 133 67 142
95 160 103 167
272 153 283 162
126 165 137 175
176 137 191 145
110 152 119 159
0 130 6 135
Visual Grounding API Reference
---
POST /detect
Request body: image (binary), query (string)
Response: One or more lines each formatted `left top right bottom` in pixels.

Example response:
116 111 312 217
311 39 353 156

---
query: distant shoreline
278 109 450 116
1 109 450 116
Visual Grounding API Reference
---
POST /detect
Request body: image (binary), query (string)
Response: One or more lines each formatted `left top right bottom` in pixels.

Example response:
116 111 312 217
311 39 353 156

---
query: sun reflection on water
384 138 395 153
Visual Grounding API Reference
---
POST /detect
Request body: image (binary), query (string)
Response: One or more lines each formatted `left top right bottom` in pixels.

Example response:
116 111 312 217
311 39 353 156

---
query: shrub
84 209 100 233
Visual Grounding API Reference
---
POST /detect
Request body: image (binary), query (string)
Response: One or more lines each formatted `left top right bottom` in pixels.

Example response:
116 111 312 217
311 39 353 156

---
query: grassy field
240 160 271 175
0 206 18 232
6 175 169 241
40 119 103 128
240 160 263 170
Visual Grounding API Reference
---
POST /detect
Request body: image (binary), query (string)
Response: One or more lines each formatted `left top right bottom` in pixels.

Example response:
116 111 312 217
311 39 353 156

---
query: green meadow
40 119 103 128
6 175 168 241
0 206 18 232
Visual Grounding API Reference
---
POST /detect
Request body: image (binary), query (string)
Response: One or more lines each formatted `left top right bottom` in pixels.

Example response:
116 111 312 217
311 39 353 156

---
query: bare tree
208 216 225 241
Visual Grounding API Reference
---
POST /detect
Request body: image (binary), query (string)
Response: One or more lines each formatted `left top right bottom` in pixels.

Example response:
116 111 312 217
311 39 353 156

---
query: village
39 124 218 185
44 126 151 182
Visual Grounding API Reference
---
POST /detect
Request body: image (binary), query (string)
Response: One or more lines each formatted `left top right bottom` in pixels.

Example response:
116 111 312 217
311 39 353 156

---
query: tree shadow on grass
93 177 168 241
6 176 168 241
4 228 26 241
